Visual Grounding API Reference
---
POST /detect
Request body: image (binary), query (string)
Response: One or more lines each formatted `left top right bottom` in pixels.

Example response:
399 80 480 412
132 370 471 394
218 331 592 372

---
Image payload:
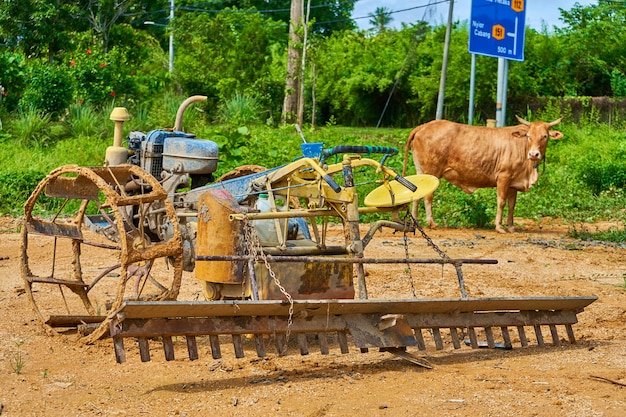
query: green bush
0 52 26 112
9 107 52 147
581 162 626 195
0 170 48 215
19 63 73 118
71 47 136 107
217 93 262 126
67 102 101 138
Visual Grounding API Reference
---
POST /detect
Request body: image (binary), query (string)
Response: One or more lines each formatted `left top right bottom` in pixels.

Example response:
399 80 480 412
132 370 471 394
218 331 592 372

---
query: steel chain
402 211 465 297
402 230 418 298
404 212 452 262
242 217 295 340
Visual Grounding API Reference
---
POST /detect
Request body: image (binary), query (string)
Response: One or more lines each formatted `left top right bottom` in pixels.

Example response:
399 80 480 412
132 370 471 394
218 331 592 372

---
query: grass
567 225 626 243
11 339 25 374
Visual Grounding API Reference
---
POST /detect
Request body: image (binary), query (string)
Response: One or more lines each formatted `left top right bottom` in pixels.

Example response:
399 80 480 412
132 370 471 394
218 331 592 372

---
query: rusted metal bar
197 254 498 265
26 219 83 239
47 315 105 327
26 275 88 289
111 297 597 319
361 220 413 249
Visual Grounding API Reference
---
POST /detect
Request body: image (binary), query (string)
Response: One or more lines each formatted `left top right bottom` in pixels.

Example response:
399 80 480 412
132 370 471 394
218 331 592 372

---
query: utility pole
281 0 303 124
297 0 311 127
169 0 174 73
436 0 454 120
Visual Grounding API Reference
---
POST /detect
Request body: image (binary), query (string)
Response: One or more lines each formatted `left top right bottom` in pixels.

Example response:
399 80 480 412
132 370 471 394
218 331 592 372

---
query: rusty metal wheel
216 165 267 182
21 165 183 344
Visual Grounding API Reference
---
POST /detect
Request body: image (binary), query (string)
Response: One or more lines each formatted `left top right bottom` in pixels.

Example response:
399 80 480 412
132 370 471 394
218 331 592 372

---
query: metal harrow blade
108 296 597 364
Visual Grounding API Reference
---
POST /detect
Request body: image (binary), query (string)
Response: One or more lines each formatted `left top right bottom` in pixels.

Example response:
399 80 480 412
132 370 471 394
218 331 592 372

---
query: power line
126 1 451 30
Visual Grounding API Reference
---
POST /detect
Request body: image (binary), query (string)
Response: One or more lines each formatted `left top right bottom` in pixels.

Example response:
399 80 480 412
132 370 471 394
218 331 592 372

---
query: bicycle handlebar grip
323 174 342 193
323 145 398 158
394 174 417 192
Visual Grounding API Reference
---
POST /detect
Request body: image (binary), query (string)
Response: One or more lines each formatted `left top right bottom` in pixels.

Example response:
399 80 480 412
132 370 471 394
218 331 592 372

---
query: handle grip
394 174 417 192
323 174 342 193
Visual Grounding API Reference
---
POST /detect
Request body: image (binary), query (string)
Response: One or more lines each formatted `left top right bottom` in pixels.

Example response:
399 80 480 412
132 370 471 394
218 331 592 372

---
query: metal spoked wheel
21 164 183 344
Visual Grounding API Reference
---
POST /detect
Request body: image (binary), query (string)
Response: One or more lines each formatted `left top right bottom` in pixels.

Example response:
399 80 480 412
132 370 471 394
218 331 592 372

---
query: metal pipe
196 255 498 265
174 95 207 131
229 205 396 221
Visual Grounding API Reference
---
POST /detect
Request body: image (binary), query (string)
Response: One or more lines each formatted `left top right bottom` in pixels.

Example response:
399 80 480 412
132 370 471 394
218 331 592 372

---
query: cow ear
549 130 564 140
511 127 527 138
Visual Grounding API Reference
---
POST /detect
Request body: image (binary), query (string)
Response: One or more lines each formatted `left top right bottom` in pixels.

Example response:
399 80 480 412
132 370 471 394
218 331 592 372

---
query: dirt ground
0 216 625 417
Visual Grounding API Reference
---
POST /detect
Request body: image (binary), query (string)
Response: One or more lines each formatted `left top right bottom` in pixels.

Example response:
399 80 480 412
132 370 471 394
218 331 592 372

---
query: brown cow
402 116 563 233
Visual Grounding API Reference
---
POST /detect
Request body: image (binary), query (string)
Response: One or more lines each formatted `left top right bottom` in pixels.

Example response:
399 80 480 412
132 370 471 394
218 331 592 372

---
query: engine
127 129 219 190
119 130 220 272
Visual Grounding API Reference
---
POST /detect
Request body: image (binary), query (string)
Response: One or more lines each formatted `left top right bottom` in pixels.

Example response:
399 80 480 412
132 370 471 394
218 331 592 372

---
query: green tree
185 0 357 35
174 9 286 119
368 6 393 33
20 63 73 117
313 23 429 126
556 2 626 96
0 52 27 112
0 0 85 63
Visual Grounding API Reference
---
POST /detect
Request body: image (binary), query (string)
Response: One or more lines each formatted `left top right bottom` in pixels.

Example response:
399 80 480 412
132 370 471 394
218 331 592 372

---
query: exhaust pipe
174 95 207 131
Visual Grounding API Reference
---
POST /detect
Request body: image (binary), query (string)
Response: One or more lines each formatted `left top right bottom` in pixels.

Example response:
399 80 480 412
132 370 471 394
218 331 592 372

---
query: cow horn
515 115 530 126
548 117 563 127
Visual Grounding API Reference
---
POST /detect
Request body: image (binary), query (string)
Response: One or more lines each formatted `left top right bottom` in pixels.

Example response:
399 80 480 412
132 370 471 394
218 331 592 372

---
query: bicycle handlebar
321 145 398 161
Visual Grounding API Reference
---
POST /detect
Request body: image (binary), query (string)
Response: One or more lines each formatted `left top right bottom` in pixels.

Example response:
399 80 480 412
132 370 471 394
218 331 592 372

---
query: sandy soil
0 216 625 417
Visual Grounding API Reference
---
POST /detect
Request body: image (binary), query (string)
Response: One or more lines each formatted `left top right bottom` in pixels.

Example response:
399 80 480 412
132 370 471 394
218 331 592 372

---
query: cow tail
402 129 415 176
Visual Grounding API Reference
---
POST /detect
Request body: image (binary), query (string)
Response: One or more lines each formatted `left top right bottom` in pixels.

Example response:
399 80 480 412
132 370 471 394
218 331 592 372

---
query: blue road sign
469 0 526 61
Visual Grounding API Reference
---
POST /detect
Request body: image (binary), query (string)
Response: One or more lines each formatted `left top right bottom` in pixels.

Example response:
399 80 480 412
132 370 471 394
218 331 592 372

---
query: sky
352 0 597 31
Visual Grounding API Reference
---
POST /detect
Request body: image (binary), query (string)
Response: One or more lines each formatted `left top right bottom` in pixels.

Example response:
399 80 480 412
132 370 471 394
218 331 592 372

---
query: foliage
217 93 262 126
0 52 26 112
9 107 52 147
550 123 626 196
567 225 626 244
555 2 626 97
0 0 84 61
194 0 357 35
313 23 429 126
368 7 394 33
67 102 103 139
0 170 49 215
10 339 25 375
70 47 130 106
19 63 73 118
175 9 286 120
208 126 255 172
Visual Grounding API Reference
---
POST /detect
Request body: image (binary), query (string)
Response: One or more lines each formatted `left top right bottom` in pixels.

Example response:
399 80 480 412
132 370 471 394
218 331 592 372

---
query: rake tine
297 333 309 355
138 338 151 362
549 325 560 346
517 326 528 347
534 325 545 346
255 335 267 357
500 326 512 349
186 336 198 361
450 327 461 349
163 336 175 361
232 334 244 358
209 335 222 359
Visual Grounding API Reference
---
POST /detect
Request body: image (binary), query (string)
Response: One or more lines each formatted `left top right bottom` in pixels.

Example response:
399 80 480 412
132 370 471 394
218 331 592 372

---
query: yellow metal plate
364 174 439 207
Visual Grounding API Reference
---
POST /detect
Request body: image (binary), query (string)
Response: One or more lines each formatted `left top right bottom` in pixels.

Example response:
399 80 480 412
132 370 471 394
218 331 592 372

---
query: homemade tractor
21 97 596 365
